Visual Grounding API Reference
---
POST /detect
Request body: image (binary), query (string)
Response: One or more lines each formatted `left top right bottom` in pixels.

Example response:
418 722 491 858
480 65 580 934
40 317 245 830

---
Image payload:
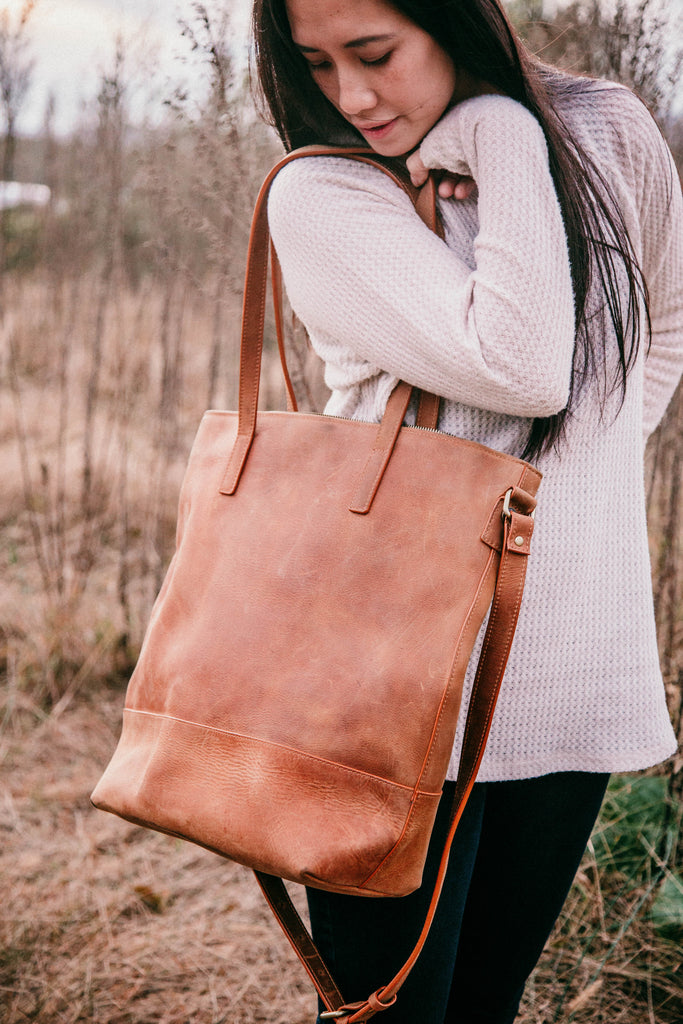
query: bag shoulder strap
268 147 443 431
224 144 443 501
244 146 538 1022
255 490 535 1023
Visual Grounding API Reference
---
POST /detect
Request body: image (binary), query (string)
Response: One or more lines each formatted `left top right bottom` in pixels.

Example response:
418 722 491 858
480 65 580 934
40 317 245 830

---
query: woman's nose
336 70 377 117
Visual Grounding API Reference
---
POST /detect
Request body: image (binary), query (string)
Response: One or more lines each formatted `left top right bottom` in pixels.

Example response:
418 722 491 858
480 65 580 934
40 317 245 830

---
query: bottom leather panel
91 708 442 897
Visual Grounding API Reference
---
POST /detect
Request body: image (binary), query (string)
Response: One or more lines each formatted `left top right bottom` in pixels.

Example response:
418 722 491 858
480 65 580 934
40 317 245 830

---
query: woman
252 0 683 1021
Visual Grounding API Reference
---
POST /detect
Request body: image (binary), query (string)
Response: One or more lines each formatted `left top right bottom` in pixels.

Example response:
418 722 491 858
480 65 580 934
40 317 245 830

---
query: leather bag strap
267 149 443 430
254 489 536 1022
228 146 537 1020
219 146 444 500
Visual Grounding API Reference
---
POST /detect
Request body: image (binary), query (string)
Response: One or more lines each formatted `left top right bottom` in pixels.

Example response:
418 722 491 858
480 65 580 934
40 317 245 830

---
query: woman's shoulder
550 73 674 192
549 73 666 152
269 153 415 217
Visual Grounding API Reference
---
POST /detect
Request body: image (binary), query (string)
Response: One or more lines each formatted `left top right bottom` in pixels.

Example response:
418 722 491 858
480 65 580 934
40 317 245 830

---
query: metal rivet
514 535 525 547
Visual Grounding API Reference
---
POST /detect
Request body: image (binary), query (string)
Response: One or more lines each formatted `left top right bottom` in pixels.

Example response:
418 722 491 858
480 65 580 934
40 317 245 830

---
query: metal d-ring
502 487 535 523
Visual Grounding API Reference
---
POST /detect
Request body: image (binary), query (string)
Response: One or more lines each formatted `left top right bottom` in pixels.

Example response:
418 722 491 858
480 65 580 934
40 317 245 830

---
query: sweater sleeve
636 115 683 440
268 95 576 419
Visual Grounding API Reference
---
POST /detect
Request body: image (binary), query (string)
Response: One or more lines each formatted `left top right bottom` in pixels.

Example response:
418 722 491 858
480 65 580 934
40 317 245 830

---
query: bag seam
122 707 442 797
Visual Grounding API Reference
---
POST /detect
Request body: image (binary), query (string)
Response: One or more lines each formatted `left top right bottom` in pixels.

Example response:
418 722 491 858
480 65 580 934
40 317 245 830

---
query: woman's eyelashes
363 52 392 66
305 52 393 71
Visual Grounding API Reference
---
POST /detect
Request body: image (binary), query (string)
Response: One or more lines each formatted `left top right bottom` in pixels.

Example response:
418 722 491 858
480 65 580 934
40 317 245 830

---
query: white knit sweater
268 84 683 782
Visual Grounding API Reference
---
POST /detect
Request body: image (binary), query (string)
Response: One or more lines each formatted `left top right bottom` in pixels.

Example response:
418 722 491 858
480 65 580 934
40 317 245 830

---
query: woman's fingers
437 174 476 200
406 151 429 187
407 155 475 201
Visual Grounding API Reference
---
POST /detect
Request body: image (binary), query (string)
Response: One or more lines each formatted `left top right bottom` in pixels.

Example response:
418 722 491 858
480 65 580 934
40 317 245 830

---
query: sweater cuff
419 94 546 179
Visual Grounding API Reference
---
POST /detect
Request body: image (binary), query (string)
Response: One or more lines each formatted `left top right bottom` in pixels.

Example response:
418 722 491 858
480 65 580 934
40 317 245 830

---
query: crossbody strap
255 490 535 1022
240 146 537 1021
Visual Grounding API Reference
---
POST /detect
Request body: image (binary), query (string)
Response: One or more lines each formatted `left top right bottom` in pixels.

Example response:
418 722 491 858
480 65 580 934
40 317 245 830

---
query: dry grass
0 269 292 713
523 854 683 1023
1 689 681 1023
0 691 315 1024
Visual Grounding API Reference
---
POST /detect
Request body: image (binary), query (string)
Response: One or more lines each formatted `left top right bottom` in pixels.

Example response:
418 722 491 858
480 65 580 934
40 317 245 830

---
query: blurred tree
508 0 683 120
0 0 37 277
73 39 128 518
160 0 278 409
0 0 36 182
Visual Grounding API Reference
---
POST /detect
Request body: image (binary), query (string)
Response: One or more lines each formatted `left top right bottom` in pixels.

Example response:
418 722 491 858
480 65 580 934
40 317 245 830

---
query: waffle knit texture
268 84 683 782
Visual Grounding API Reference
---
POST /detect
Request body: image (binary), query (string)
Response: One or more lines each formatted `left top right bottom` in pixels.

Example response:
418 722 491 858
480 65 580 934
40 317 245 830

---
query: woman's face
285 0 458 157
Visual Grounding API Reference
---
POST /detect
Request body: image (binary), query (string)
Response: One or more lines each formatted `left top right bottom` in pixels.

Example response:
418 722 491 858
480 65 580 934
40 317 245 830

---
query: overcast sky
6 0 252 135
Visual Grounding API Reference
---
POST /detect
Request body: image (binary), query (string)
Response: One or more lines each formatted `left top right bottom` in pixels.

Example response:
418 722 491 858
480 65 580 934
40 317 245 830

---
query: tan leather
91 148 541 1019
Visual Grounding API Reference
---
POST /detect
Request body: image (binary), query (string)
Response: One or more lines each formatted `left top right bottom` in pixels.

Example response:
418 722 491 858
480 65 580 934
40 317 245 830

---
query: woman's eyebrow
295 34 396 53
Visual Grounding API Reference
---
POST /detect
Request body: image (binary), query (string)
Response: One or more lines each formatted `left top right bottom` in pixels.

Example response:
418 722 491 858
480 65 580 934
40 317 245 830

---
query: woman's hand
406 151 475 201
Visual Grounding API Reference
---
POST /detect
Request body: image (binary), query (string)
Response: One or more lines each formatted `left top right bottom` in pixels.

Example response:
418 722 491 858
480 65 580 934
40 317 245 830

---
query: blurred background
1 2 682 1022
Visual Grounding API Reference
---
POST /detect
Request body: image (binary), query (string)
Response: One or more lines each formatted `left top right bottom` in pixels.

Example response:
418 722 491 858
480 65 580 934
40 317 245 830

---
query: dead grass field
0 268 319 1024
1 686 682 1024
0 689 315 1023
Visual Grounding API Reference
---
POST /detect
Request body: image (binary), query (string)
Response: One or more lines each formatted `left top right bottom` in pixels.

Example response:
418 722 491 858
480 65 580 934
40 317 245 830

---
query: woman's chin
360 133 415 158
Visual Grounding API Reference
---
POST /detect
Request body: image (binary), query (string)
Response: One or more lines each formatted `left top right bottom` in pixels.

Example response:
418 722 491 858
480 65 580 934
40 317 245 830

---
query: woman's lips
358 118 398 139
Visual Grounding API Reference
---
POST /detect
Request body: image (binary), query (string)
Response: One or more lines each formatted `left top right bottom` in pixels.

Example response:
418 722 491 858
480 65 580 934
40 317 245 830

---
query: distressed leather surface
92 407 539 896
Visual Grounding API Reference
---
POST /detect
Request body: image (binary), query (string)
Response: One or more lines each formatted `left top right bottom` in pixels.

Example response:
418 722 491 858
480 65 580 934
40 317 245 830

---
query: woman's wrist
419 94 546 181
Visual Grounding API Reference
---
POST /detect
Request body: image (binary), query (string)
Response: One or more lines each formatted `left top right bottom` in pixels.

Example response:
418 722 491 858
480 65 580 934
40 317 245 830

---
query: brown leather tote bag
92 148 541 1021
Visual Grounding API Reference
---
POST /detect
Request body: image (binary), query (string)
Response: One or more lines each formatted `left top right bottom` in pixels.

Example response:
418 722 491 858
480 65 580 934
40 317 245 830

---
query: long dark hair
252 0 650 462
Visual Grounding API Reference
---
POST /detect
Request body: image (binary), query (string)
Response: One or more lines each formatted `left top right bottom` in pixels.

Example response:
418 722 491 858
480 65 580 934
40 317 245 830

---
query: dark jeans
306 771 609 1024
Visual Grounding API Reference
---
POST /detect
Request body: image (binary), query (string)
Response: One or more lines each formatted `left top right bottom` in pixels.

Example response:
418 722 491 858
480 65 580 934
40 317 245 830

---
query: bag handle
268 155 442 430
223 147 539 1021
271 246 440 434
219 146 443 504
